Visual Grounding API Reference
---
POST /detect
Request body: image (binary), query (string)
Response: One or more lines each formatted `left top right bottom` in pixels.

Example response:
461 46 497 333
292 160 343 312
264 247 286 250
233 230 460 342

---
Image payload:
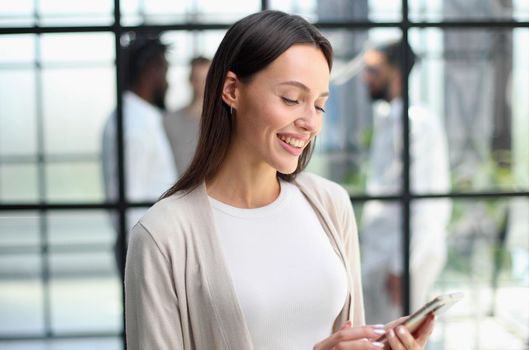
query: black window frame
0 0 528 348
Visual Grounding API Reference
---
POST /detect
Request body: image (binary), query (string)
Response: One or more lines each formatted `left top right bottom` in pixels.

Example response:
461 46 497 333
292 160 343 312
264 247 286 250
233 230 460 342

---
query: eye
315 105 326 113
281 97 299 105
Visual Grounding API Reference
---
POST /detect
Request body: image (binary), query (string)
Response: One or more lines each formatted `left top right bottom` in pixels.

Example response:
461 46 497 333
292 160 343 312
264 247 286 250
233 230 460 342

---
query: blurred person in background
164 56 211 174
101 33 178 276
360 39 452 324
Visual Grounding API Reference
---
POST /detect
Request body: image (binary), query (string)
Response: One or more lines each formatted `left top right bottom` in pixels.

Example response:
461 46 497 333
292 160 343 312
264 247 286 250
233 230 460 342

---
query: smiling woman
124 10 435 350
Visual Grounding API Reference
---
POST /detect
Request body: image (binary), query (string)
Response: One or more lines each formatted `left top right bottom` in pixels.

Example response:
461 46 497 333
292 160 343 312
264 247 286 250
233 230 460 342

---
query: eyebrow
278 80 329 97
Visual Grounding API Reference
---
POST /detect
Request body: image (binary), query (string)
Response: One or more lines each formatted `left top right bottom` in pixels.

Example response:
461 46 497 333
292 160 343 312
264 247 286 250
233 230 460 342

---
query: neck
186 97 203 120
388 88 401 102
206 142 280 209
131 85 153 105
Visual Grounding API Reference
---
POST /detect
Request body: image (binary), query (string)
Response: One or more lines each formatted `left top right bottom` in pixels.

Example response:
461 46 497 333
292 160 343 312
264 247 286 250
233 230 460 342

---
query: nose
294 106 321 133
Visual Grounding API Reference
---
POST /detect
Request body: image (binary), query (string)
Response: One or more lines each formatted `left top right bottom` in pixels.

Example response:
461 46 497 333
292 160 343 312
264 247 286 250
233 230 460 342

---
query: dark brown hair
162 10 333 198
122 33 168 90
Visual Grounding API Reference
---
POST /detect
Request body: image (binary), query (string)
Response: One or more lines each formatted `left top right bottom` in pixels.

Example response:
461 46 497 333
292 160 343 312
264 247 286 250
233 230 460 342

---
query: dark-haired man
360 40 451 324
102 35 177 273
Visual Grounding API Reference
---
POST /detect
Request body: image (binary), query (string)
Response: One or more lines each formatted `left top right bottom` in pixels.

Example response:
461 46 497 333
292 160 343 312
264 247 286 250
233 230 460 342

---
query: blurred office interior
0 0 528 349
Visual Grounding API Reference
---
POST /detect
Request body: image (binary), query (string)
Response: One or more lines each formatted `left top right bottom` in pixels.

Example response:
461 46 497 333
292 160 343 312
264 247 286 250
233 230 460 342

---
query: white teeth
279 135 305 148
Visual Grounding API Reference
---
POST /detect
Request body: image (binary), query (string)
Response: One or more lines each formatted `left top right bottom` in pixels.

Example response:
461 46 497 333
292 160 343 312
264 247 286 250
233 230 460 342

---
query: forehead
364 50 388 66
254 44 330 88
191 62 210 71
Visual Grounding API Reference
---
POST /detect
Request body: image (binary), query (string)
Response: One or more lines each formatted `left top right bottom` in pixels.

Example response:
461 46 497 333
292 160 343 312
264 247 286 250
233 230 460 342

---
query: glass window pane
0 35 35 64
0 0 114 27
306 28 402 195
270 0 402 22
410 0 529 21
357 200 404 324
120 0 260 25
0 253 41 279
0 69 37 156
0 212 40 248
49 270 121 334
423 198 529 349
0 254 44 336
45 162 103 202
0 164 39 202
41 33 115 64
0 0 34 27
50 251 117 280
0 338 123 350
47 210 121 334
38 34 115 177
163 30 224 110
42 67 115 155
38 0 114 26
48 211 114 246
410 28 529 193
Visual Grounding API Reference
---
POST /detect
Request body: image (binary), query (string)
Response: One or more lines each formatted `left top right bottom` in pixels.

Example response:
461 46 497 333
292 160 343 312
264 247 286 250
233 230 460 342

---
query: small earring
230 105 233 115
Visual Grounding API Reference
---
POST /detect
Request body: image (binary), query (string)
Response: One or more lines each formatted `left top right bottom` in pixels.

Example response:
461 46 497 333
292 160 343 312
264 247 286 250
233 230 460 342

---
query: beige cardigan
125 172 365 350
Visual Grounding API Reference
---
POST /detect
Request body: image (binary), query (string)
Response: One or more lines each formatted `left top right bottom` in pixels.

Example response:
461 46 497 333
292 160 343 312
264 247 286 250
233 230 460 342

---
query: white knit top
209 180 348 350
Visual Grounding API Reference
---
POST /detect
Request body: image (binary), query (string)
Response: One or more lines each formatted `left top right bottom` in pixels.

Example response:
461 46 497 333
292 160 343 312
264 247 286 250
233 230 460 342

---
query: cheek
263 104 289 129
316 118 323 134
241 98 286 132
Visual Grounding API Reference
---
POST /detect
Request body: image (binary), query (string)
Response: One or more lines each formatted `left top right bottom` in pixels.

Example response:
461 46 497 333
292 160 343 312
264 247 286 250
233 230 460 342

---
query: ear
222 71 239 111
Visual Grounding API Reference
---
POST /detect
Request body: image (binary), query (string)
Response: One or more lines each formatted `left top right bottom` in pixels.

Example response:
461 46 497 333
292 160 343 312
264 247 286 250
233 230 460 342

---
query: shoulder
295 172 350 199
101 112 116 144
123 96 163 133
170 107 188 118
164 109 190 132
294 172 351 214
140 190 195 229
130 188 203 249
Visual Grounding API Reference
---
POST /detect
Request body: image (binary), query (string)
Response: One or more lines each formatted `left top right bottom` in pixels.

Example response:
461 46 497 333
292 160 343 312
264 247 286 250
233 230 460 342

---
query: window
1 1 527 349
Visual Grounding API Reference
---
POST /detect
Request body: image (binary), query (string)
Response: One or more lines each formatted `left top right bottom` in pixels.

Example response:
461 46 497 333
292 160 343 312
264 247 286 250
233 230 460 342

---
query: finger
330 338 385 350
414 314 436 346
385 316 407 330
386 328 405 350
340 325 386 340
395 326 420 350
319 325 386 349
340 320 352 331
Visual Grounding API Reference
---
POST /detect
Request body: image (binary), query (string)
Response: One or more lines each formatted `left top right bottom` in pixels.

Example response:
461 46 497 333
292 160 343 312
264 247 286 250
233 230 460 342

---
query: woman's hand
313 322 387 350
384 314 435 350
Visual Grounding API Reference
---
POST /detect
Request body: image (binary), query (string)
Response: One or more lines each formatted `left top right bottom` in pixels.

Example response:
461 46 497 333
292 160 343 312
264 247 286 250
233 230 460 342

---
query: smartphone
376 292 464 345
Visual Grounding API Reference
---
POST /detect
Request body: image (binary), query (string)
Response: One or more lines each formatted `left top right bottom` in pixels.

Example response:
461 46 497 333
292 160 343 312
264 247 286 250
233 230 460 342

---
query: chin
275 162 299 176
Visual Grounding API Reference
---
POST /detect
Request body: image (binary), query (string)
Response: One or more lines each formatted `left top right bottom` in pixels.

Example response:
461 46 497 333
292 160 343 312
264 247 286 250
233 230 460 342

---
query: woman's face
232 44 330 175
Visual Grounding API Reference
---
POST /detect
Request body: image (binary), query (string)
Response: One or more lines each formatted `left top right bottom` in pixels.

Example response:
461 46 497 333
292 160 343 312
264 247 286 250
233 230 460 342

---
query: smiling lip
277 134 308 156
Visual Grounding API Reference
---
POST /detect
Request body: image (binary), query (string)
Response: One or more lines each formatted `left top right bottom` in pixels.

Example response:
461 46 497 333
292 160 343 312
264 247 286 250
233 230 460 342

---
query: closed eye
316 106 326 113
281 97 299 105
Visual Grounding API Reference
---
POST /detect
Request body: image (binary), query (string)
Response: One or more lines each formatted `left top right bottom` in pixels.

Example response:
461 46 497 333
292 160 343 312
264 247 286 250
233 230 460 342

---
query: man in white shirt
360 40 452 324
102 34 178 275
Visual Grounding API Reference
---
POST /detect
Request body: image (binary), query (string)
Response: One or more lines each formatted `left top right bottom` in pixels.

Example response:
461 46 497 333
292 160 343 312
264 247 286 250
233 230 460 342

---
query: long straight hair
162 10 333 198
